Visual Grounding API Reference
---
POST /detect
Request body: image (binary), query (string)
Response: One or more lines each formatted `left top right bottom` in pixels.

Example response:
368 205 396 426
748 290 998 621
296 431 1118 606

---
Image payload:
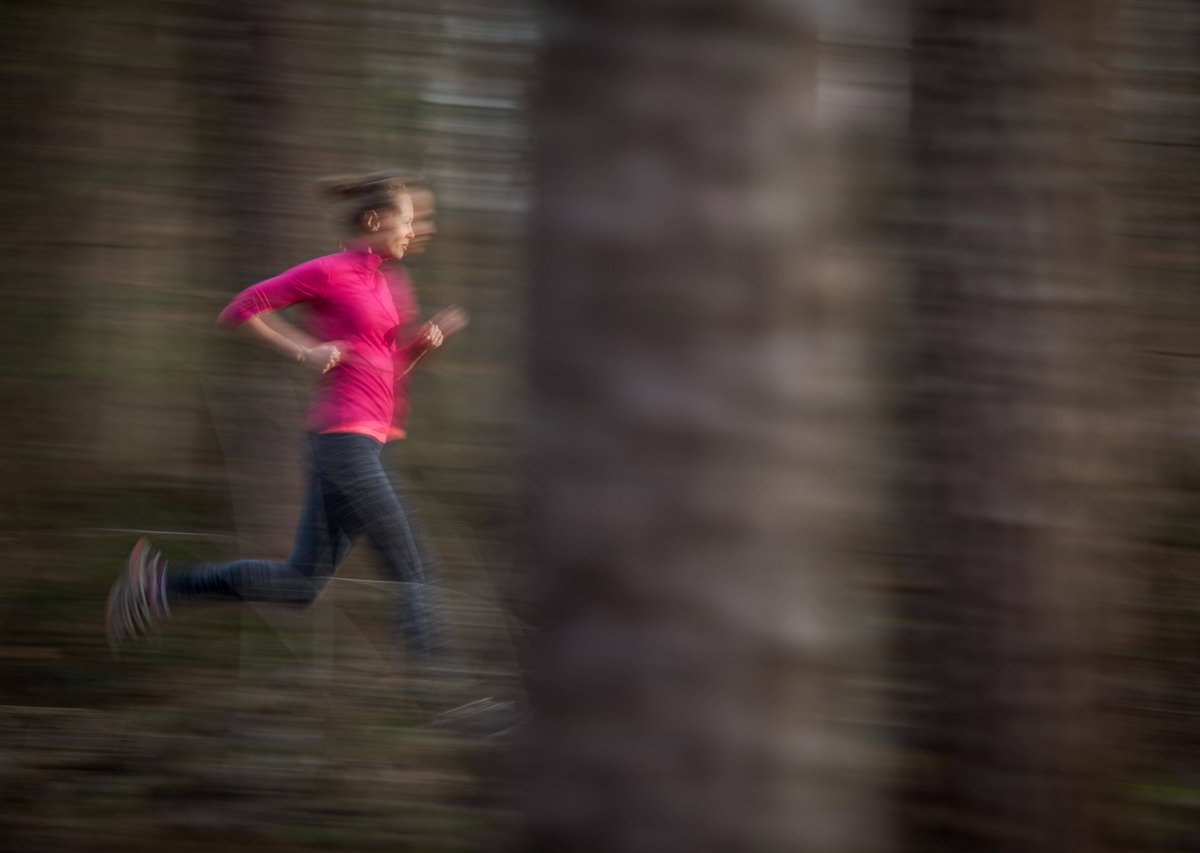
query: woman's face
367 192 415 260
407 188 437 256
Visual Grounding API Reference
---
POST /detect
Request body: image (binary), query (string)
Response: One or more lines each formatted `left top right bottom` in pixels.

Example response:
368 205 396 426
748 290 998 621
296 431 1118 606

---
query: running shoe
106 537 168 653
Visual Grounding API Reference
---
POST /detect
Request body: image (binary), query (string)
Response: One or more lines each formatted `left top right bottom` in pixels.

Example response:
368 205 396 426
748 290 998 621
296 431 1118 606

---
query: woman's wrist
293 344 310 363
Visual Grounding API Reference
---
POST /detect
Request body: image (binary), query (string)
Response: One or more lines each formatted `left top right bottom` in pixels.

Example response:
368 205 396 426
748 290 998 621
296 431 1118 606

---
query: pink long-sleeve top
217 248 434 442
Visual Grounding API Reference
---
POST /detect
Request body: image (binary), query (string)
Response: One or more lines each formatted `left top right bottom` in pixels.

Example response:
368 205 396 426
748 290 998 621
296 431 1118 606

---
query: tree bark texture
906 1 1126 850
527 3 889 852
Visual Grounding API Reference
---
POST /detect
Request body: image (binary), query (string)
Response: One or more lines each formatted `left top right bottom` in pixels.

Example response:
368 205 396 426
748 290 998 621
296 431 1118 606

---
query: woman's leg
311 433 444 662
165 440 354 606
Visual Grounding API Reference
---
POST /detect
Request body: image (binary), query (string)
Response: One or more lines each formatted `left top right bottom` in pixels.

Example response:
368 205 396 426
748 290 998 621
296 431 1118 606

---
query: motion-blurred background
2 1 1200 851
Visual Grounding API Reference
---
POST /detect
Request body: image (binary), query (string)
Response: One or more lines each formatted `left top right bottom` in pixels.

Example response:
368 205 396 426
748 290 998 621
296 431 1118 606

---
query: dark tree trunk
906 1 1124 850
197 0 363 555
526 3 889 852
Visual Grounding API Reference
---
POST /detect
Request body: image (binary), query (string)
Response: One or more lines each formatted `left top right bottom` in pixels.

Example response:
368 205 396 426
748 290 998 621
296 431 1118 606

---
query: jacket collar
344 246 387 270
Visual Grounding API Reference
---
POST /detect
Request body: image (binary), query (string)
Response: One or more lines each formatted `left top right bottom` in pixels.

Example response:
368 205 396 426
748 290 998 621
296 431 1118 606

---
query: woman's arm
395 305 470 376
235 314 345 374
218 258 344 373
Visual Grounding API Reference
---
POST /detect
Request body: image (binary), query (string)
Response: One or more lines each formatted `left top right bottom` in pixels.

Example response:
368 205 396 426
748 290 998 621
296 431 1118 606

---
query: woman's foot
105 537 169 653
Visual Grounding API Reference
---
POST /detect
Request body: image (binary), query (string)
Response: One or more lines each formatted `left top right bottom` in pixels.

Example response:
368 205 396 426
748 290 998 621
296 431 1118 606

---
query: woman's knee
273 569 332 606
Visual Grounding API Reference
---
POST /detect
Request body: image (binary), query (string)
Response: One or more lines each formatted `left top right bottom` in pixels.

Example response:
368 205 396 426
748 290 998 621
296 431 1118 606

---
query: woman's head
317 171 431 260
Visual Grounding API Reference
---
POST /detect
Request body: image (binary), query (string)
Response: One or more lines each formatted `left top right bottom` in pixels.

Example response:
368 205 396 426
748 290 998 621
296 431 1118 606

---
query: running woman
106 172 468 664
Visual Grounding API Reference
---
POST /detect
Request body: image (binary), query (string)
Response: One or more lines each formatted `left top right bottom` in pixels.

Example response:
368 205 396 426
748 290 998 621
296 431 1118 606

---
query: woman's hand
425 306 470 348
302 341 349 374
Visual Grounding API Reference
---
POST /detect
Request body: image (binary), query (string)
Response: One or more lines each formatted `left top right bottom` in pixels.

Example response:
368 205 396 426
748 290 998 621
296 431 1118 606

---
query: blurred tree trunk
0 0 94 527
526 3 888 852
906 1 1126 850
197 0 364 555
70 1 200 478
1107 3 1200 847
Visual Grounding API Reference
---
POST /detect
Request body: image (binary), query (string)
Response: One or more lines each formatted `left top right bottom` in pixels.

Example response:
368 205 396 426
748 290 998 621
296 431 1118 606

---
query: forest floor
0 494 525 852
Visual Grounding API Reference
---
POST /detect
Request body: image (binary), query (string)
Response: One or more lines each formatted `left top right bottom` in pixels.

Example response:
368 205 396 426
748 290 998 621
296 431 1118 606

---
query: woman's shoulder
314 249 390 278
307 252 349 272
272 253 338 279
285 252 355 288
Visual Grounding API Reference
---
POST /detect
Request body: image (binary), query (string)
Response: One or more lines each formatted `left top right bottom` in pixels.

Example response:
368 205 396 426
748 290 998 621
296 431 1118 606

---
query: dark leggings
167 432 441 659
